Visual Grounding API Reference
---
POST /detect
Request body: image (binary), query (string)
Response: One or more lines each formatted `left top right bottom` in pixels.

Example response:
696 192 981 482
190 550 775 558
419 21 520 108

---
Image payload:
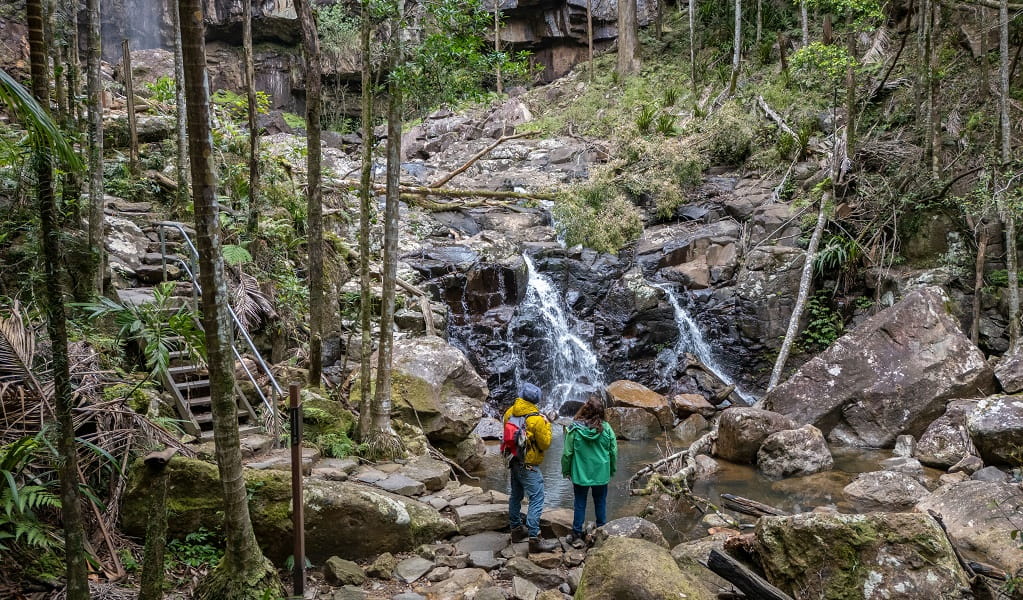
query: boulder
605 407 662 440
763 287 995 447
398 456 452 492
672 393 717 418
395 556 435 583
670 533 734 596
995 346 1023 393
879 456 926 482
949 454 984 475
971 466 1010 482
607 380 674 427
916 480 1023 574
842 471 930 510
121 458 456 564
505 557 565 588
575 537 713 600
915 400 979 468
715 407 796 464
454 503 510 536
966 394 1023 465
755 512 973 599
671 413 709 447
893 434 916 458
756 425 834 479
105 215 150 270
593 516 669 548
367 552 397 579
419 568 492 600
324 557 366 586
352 336 487 445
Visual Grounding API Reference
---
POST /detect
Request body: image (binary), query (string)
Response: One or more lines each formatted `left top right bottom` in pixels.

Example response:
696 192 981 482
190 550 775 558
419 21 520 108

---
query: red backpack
501 412 539 459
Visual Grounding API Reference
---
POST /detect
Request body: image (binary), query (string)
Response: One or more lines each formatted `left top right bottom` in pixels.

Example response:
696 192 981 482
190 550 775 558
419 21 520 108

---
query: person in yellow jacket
502 382 558 552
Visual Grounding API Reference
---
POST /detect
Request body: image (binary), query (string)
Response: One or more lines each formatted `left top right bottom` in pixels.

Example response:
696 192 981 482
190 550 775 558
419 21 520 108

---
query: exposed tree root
364 428 406 461
193 555 284 600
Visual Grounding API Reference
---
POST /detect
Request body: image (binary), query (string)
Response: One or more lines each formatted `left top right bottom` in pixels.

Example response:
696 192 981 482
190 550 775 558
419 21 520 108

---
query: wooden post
138 448 179 600
290 383 305 596
122 39 139 176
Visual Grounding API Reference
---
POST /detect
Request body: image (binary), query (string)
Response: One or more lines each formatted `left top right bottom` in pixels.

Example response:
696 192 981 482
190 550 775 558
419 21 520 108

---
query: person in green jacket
561 394 618 546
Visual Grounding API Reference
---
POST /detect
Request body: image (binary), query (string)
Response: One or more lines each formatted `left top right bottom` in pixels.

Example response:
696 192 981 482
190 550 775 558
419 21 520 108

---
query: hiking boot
511 526 529 543
528 536 559 553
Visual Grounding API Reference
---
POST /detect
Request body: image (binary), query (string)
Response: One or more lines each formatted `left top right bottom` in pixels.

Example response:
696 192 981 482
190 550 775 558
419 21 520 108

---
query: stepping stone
246 447 319 475
376 473 426 496
455 531 510 554
395 556 435 583
428 497 450 510
454 503 509 535
512 576 539 600
398 456 452 491
332 587 366 600
354 467 388 483
469 550 501 570
323 557 366 586
392 594 426 600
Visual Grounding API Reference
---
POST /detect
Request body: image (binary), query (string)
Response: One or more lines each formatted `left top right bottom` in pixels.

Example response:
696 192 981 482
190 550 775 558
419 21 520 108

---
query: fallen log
720 493 789 518
756 95 795 138
927 509 976 579
328 179 557 201
706 549 795 600
429 131 537 188
968 561 1007 581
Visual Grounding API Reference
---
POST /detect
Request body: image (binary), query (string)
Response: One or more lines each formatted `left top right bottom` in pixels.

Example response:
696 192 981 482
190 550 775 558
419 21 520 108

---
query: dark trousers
572 483 608 535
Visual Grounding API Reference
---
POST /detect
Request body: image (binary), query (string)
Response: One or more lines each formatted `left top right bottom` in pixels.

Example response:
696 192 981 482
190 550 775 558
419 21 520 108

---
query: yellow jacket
503 398 552 466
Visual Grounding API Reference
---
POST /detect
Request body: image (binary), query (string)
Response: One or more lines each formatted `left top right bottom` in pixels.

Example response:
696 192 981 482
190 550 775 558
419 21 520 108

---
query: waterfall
511 254 604 411
654 282 753 402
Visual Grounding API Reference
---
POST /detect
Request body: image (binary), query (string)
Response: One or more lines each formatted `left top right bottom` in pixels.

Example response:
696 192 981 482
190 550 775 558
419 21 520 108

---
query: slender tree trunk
768 194 829 391
494 4 502 94
369 1 404 458
171 0 189 208
971 223 989 345
844 19 856 162
689 0 697 97
86 0 104 295
178 0 283 596
655 0 663 40
587 0 594 83
138 458 172 600
756 0 762 45
1000 0 1019 348
929 0 940 177
358 0 374 440
27 1 89 597
801 1 808 47
728 0 741 96
923 0 936 174
297 0 324 387
823 14 832 45
243 0 260 237
778 32 788 72
48 0 67 126
122 39 139 177
616 0 640 77
64 0 80 126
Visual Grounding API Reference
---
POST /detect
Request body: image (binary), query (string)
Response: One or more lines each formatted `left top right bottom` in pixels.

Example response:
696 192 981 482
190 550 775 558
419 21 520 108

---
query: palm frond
862 27 891 65
0 301 49 402
230 268 275 330
0 69 82 169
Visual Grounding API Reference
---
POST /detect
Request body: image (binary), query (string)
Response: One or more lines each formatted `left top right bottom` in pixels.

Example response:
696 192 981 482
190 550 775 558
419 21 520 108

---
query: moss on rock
575 536 713 600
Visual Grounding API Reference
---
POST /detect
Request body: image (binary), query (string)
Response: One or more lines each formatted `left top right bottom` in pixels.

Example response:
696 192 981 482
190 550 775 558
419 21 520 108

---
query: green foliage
814 232 860 275
75 281 205 376
145 76 176 103
655 113 678 136
802 0 883 26
799 291 844 351
166 527 222 570
635 105 657 133
313 431 366 458
0 436 61 554
702 101 756 165
0 69 82 169
988 270 1023 287
662 86 680 108
791 42 858 87
222 244 254 266
211 89 270 122
317 4 363 59
552 181 644 254
282 112 306 130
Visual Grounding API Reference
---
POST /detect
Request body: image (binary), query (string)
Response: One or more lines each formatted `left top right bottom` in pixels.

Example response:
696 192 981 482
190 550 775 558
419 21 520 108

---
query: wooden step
175 378 210 391
187 396 211 409
194 413 213 426
168 365 203 377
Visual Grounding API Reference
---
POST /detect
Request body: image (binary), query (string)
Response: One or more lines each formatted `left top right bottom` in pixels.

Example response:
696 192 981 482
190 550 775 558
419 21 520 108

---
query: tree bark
844 17 856 162
587 0 594 83
1000 0 1019 348
86 0 104 295
171 0 189 208
728 0 741 96
689 0 697 97
357 0 374 440
494 3 502 94
801 1 809 46
243 0 260 237
616 0 640 77
122 39 139 177
297 0 324 387
138 451 176 600
64 0 80 126
823 13 832 45
768 194 829 391
48 0 67 126
27 0 89 597
756 0 762 45
971 222 989 344
178 0 284 596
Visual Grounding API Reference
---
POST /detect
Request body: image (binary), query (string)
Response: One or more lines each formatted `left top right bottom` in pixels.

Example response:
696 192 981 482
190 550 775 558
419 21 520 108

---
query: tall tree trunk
47 0 67 126
922 0 936 174
369 3 403 458
616 0 640 77
756 0 762 45
767 194 829 391
587 0 594 83
494 4 502 94
1000 0 1019 348
297 0 324 387
243 0 260 237
728 0 741 96
844 18 856 162
178 0 283 597
27 1 89 597
655 0 663 40
801 1 808 46
122 39 139 177
171 0 189 208
86 0 104 295
929 0 940 177
689 0 697 97
64 0 80 126
823 14 832 45
971 223 989 345
357 0 374 440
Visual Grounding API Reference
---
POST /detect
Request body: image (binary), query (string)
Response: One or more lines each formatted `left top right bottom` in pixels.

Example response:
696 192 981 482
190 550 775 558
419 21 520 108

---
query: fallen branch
968 561 1007 581
927 509 976 579
706 549 795 600
720 493 789 517
429 131 537 188
757 95 796 138
627 447 691 491
630 426 717 497
328 179 556 201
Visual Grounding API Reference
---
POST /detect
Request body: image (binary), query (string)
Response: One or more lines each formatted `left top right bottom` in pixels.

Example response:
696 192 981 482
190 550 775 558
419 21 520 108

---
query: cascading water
511 254 604 412
654 282 753 402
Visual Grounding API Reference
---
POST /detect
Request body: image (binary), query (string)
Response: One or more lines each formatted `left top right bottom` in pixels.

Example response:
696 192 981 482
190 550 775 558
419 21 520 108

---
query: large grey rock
670 533 734 596
915 400 979 468
419 568 493 599
605 406 662 440
352 335 487 445
455 531 510 555
593 516 669 548
505 557 565 588
716 407 796 464
575 537 713 600
842 471 930 510
454 503 509 536
105 215 150 270
397 456 452 492
395 556 435 583
966 394 1023 465
916 480 1023 574
995 346 1023 393
376 473 426 497
764 287 996 447
756 425 834 478
755 512 973 599
324 557 366 586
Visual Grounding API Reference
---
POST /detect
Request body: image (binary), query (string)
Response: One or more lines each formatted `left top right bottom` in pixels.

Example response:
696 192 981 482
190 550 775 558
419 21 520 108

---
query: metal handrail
154 221 284 438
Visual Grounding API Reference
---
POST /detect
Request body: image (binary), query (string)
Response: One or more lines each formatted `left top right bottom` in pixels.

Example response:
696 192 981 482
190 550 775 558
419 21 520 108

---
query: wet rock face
914 400 979 468
842 470 930 511
763 287 996 447
755 512 974 600
715 407 796 464
756 425 834 479
966 394 1023 465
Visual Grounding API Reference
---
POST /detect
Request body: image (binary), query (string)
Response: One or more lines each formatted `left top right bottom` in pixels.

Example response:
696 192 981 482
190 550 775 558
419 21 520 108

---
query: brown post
121 39 139 176
138 448 179 600
290 383 305 596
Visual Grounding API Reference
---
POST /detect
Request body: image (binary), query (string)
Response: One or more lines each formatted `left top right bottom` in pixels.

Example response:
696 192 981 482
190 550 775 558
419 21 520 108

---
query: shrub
553 184 644 254
703 101 756 165
655 113 678 136
636 105 657 134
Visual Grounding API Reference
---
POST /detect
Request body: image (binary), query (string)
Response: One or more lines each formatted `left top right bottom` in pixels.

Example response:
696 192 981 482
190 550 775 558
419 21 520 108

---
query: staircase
144 220 282 442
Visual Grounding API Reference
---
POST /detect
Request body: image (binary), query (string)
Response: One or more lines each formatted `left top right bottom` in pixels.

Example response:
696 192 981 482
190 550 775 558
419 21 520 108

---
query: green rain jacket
561 420 618 487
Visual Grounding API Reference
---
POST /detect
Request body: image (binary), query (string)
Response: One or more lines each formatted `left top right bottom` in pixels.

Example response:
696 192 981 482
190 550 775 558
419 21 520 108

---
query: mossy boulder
122 457 455 564
575 536 714 600
754 512 973 600
350 335 487 446
301 389 356 439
